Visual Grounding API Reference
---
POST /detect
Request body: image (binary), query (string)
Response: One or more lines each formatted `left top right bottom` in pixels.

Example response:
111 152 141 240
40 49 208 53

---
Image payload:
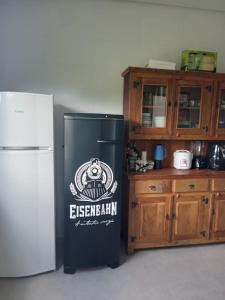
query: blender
191 141 208 169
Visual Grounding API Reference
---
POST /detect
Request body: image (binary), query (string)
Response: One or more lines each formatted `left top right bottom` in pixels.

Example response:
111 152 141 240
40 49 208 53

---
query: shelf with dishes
179 106 200 110
178 122 199 129
143 105 166 109
142 113 166 128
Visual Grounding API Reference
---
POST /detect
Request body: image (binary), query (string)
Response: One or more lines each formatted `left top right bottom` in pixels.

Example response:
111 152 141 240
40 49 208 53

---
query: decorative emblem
70 158 118 202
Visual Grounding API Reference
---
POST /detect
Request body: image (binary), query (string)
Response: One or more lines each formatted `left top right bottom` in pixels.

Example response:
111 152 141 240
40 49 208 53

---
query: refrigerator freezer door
0 150 55 277
0 92 53 147
64 115 124 271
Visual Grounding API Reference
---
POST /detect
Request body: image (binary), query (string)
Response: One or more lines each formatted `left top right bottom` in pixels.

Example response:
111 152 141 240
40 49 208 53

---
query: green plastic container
181 50 217 72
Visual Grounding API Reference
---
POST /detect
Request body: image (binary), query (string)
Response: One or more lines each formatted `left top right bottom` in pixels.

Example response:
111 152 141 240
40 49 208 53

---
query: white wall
1 0 225 237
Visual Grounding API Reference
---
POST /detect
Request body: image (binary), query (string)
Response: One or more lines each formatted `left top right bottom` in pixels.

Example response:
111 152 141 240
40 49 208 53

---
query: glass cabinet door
177 87 201 129
217 88 225 129
142 85 167 129
214 82 225 138
134 78 172 136
174 80 212 137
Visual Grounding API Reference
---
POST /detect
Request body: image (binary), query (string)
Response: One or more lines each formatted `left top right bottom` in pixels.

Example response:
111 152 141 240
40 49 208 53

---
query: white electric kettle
173 150 193 170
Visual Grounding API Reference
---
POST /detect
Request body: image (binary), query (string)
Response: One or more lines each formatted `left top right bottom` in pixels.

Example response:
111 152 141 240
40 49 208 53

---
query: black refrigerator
64 113 124 274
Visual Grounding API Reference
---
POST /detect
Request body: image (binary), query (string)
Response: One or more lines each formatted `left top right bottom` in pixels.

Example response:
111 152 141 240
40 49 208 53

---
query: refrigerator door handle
96 140 118 144
0 146 53 151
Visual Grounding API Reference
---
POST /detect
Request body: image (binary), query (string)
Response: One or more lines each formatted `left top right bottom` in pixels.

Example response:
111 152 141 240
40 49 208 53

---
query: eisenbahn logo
70 158 117 202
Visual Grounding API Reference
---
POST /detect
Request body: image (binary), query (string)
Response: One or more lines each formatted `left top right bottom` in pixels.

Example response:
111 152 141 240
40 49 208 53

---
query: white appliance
0 92 55 277
173 150 193 170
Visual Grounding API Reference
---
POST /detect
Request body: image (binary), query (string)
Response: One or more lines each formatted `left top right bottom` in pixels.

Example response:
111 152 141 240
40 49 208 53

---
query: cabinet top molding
122 67 225 79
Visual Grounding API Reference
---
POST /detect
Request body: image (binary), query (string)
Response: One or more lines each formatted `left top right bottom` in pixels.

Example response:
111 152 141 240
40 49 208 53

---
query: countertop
128 168 225 180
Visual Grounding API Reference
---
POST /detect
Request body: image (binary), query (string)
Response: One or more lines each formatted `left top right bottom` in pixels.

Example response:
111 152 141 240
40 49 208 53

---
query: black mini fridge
64 113 124 274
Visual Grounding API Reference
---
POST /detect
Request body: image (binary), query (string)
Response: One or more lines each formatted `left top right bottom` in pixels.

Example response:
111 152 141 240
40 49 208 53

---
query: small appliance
192 156 208 169
154 144 165 169
208 142 225 170
191 141 208 169
173 150 193 170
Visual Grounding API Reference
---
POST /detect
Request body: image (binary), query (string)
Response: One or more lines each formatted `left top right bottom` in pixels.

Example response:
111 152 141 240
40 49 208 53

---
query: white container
154 116 165 128
173 150 193 170
146 59 176 70
141 151 147 163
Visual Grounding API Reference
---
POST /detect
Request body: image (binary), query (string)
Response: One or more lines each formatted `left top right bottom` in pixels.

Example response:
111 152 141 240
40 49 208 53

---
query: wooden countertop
127 168 225 180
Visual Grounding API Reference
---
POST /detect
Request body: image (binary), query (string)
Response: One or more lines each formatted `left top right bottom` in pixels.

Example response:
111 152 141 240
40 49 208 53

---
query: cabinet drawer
172 179 209 192
135 180 171 194
212 179 225 192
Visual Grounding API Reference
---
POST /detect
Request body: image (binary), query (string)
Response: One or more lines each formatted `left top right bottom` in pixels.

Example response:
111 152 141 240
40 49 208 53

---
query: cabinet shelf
143 105 165 109
179 106 200 110
128 168 225 179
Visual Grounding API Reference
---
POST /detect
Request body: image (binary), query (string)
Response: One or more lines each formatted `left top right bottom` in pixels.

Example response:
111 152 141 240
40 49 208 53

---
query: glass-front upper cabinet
215 82 225 137
174 80 212 137
142 85 167 128
133 77 172 137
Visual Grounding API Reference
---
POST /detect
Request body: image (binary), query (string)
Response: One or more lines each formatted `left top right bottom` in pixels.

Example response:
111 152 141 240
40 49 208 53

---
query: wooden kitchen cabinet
123 67 225 254
123 67 225 140
172 193 211 242
129 192 211 251
132 195 172 245
126 172 225 254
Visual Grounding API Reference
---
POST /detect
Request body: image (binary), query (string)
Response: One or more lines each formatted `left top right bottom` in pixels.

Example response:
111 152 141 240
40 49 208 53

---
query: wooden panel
214 201 225 231
173 198 199 240
172 194 210 241
135 180 170 194
172 179 209 192
211 193 225 239
137 196 172 243
212 179 225 192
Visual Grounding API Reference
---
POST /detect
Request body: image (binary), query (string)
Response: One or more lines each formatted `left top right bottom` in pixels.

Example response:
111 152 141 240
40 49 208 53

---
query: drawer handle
202 197 209 204
200 230 206 237
149 185 157 191
216 192 221 197
189 184 195 190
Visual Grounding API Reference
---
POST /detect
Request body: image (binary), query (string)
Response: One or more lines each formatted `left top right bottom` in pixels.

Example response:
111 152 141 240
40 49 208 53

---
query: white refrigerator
0 92 55 277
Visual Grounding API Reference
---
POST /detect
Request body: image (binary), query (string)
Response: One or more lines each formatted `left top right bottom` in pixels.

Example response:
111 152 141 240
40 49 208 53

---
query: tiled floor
1 243 225 300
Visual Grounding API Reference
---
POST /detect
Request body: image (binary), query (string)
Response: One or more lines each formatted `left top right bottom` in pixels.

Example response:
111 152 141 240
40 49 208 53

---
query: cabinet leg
127 245 135 255
108 260 120 269
64 266 77 274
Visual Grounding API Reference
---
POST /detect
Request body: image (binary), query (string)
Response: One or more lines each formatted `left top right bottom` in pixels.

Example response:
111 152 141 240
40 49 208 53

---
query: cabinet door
172 194 211 242
213 81 225 138
134 195 172 244
173 79 213 138
211 193 225 239
132 77 173 138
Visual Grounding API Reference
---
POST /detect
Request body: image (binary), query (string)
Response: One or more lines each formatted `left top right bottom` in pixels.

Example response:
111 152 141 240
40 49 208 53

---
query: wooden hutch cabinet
122 67 225 254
